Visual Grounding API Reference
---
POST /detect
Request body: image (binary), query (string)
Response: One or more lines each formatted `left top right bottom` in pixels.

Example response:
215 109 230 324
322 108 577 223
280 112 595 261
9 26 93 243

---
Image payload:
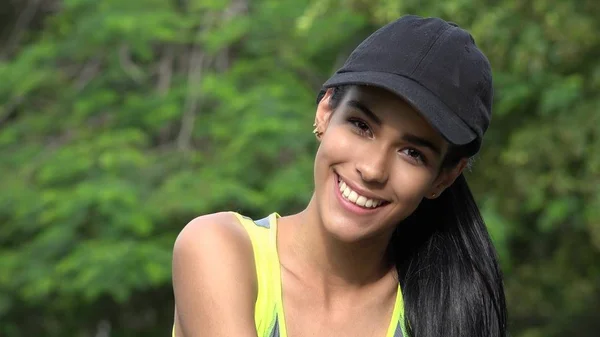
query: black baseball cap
319 15 493 156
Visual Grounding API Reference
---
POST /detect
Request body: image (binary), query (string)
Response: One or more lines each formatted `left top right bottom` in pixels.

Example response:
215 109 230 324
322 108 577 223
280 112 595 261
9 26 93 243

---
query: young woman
171 15 507 337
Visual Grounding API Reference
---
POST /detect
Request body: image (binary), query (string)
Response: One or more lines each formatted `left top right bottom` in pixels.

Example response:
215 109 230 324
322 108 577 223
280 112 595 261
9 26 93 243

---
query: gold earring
313 128 322 138
312 122 322 138
431 192 437 198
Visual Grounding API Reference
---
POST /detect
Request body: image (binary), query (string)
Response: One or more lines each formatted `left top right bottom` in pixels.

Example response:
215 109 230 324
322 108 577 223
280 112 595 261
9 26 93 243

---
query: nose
355 148 389 185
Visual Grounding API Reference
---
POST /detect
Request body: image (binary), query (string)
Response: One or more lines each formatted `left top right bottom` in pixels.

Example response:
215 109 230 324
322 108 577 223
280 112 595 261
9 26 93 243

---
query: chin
323 218 376 243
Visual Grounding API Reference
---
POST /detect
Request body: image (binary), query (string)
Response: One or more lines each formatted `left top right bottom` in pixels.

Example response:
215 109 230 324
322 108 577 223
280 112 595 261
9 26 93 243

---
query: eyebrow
346 100 382 125
346 99 442 155
402 134 442 155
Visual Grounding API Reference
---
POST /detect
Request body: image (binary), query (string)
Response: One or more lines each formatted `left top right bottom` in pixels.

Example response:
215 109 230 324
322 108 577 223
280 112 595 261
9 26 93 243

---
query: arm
172 212 258 337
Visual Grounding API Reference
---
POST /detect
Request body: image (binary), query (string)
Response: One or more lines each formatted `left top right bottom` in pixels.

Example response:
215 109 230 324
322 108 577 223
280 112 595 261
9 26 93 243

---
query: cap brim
322 71 476 145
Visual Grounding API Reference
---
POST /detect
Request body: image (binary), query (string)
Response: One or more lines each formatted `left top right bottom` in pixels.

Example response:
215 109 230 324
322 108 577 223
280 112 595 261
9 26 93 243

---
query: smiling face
312 85 465 243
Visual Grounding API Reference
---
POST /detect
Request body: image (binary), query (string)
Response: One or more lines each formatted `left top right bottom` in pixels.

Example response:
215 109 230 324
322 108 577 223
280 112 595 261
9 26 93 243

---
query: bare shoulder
173 212 252 258
172 212 258 337
173 212 256 282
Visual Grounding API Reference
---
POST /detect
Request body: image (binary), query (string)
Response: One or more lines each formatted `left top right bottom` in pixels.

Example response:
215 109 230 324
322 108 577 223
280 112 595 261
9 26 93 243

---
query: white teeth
343 188 351 198
348 191 358 203
337 177 383 209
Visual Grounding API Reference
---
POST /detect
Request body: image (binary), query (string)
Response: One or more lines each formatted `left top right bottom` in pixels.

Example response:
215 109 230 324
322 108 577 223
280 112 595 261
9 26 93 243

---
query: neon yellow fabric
233 212 282 336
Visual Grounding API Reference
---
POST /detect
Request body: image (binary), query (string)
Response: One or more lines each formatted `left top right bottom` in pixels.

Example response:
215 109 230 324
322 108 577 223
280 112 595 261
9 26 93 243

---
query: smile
337 176 386 209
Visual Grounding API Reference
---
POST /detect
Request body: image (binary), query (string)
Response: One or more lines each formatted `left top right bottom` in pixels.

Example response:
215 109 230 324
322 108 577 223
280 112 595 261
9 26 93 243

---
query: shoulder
172 212 256 284
172 212 259 336
173 212 251 255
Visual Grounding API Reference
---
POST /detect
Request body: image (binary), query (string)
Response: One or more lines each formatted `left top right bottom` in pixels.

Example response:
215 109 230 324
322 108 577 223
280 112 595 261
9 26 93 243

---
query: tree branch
0 96 24 128
176 45 204 152
176 0 248 151
156 47 174 96
94 320 111 337
75 57 102 91
214 0 248 72
118 44 144 83
1 0 42 58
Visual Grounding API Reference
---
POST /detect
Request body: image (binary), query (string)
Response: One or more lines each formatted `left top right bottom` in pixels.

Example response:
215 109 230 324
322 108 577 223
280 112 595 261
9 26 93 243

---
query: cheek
390 166 435 203
315 127 353 170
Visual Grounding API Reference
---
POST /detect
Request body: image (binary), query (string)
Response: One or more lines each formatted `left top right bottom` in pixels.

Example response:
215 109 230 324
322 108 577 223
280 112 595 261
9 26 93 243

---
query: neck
281 197 395 289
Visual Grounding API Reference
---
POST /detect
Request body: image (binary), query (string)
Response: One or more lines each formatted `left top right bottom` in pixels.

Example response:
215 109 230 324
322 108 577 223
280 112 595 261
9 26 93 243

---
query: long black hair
323 86 507 337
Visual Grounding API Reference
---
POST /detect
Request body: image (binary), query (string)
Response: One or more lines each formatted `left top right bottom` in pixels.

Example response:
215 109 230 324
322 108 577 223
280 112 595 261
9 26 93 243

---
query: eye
400 148 427 165
348 118 373 138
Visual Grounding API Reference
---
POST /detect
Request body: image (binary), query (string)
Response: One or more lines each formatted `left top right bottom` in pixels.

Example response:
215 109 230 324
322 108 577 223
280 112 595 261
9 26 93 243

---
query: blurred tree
0 0 598 336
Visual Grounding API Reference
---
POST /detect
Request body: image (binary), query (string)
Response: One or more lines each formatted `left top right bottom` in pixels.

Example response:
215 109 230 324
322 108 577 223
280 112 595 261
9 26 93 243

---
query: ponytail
390 174 507 337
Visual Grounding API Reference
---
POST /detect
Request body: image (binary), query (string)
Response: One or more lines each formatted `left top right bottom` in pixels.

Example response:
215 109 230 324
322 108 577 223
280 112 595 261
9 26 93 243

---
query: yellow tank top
173 212 408 337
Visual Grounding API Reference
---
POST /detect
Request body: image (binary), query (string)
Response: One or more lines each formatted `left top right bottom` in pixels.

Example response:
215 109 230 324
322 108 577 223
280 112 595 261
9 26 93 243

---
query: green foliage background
1 0 599 336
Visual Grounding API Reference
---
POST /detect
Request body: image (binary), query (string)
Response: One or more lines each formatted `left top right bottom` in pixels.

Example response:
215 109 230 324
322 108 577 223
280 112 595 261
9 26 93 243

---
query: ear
426 158 469 199
314 88 335 133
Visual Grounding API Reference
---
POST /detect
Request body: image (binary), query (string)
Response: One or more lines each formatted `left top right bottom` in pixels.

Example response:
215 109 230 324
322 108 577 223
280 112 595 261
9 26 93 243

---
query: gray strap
254 216 271 229
394 323 404 337
268 317 280 337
